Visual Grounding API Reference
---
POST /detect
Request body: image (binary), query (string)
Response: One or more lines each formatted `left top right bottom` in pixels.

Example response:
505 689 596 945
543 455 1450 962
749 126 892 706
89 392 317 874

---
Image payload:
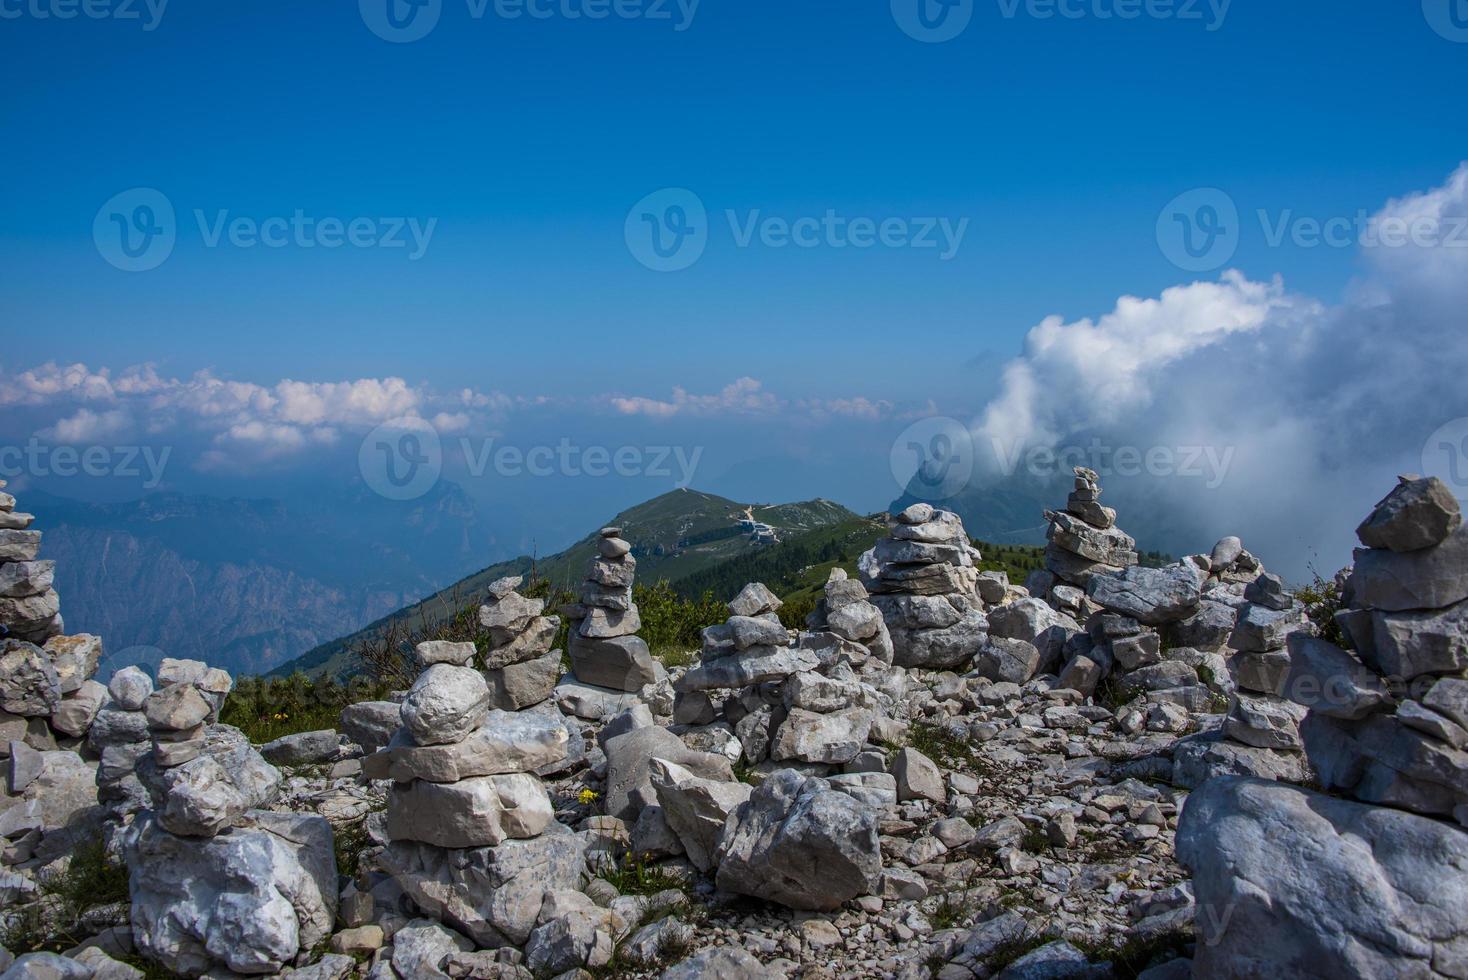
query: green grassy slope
274 489 857 679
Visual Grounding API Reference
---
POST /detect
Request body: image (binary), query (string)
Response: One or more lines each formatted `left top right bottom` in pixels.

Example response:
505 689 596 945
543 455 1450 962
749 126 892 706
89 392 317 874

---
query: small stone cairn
859 503 989 670
372 639 585 948
0 478 62 644
479 575 562 710
122 662 341 977
565 527 657 693
1034 467 1139 600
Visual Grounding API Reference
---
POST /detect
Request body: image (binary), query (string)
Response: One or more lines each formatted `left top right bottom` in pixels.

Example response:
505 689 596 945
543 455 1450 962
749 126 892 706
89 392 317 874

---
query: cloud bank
968 163 1468 576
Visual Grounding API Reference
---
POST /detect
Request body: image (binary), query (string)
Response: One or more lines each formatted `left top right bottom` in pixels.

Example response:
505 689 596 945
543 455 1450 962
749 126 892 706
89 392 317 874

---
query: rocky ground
2 473 1465 980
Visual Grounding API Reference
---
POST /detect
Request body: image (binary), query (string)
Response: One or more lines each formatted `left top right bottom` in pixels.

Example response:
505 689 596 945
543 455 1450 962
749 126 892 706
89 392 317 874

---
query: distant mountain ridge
32 483 498 676
277 489 862 680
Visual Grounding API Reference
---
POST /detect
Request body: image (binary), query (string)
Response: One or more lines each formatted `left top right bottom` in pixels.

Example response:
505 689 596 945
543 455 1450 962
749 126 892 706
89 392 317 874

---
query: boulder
50 679 107 737
715 769 881 910
107 666 154 711
260 729 341 766
0 640 61 717
1087 564 1202 626
137 725 281 837
1371 598 1468 681
126 810 337 978
339 700 402 754
400 664 492 747
390 920 474 980
364 709 568 783
380 822 586 947
769 707 873 765
43 634 102 694
1284 634 1393 720
659 947 766 980
893 747 944 803
1349 522 1468 612
485 648 563 710
1223 693 1307 751
1357 475 1462 553
1177 776 1468 979
649 757 753 872
567 633 658 693
385 773 552 848
675 646 819 692
602 725 735 822
972 636 1041 684
143 684 212 733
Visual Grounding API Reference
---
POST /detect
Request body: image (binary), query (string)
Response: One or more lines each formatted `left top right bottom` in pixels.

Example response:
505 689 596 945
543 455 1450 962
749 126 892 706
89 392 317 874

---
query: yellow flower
577 788 598 805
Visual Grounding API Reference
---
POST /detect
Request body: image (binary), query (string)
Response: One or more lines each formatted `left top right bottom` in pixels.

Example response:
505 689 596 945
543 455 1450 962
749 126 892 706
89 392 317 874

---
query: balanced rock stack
374 639 585 948
90 665 155 828
804 567 894 664
124 664 340 978
1214 572 1312 767
1291 475 1468 820
859 503 988 669
1177 476 1468 978
565 527 658 693
1036 467 1138 595
479 576 562 710
675 582 813 697
0 479 62 644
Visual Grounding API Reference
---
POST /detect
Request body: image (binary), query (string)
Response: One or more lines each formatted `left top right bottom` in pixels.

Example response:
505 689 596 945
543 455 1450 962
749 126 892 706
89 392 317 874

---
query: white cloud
968 162 1468 577
40 407 132 443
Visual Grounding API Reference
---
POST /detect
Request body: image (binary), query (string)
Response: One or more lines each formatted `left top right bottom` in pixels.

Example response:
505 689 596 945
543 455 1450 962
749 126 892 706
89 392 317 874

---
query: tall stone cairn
373 639 586 948
0 478 62 644
859 503 988 670
1 481 108 862
479 575 562 710
565 527 657 692
1290 475 1468 822
1178 476 1468 978
1037 466 1138 593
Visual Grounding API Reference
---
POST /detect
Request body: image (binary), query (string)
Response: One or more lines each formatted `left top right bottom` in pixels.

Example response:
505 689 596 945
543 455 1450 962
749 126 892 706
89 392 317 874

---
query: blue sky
3 1 1468 574
3 0 1463 389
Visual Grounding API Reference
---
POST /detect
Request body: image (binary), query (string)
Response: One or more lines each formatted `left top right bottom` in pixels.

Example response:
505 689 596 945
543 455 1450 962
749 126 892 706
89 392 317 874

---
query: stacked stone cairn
0 482 110 868
371 639 589 953
122 661 341 977
591 579 890 911
859 503 990 670
565 527 658 693
0 478 62 645
479 575 563 710
1032 467 1139 606
1177 475 1468 977
1209 570 1313 776
1289 475 1468 821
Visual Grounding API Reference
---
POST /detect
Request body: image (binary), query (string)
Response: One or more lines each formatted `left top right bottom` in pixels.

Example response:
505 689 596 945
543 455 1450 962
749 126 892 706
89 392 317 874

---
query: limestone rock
380 822 586 947
1087 564 1202 626
401 664 492 747
1178 776 1468 979
385 773 553 848
649 757 753 872
365 709 568 783
769 707 873 765
1357 475 1462 553
715 769 881 910
1349 522 1468 612
126 809 337 978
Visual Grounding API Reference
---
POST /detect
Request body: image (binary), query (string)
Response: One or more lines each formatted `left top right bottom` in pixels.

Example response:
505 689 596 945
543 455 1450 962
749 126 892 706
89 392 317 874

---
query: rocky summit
3 477 1467 980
